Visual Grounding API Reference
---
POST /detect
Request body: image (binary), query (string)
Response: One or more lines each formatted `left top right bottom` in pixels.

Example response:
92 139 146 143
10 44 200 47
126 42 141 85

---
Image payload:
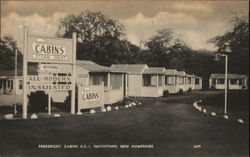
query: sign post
224 54 228 115
48 90 51 115
22 26 28 119
71 32 77 114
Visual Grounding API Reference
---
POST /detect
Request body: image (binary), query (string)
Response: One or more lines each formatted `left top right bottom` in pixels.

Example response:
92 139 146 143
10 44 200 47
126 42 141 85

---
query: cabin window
230 79 237 85
110 73 122 90
212 79 216 85
19 80 23 89
158 76 162 86
0 80 2 90
10 80 13 89
239 79 243 85
89 73 108 86
143 75 151 86
179 77 185 85
7 80 11 88
195 78 200 85
217 79 224 84
165 76 175 85
143 75 157 87
3 80 6 90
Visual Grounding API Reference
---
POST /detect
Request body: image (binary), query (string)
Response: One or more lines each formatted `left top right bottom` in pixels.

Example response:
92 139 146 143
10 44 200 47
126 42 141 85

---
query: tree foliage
209 13 249 74
144 29 173 67
59 11 125 42
0 36 22 71
58 11 141 66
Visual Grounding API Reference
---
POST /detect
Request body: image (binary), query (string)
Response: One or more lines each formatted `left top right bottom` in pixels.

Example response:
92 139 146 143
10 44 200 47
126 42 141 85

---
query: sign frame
22 26 77 119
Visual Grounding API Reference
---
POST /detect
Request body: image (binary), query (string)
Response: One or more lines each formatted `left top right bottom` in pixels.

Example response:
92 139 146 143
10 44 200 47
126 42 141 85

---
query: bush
242 85 246 89
211 85 215 90
188 88 192 92
28 91 48 113
178 89 184 95
64 91 73 112
163 90 170 97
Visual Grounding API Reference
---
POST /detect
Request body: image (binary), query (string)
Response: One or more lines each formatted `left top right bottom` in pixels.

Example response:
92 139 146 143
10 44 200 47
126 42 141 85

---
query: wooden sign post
22 26 28 119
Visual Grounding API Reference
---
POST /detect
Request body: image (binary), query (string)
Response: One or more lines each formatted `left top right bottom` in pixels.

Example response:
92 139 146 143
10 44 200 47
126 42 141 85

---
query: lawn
0 91 249 157
200 90 249 122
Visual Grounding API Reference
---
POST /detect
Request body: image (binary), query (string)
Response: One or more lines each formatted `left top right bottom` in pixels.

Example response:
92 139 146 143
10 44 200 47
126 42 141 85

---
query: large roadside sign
22 27 77 119
27 36 73 63
78 85 104 110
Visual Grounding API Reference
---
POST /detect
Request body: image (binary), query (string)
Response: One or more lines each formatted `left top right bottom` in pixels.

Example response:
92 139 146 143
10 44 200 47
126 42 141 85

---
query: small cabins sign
78 85 104 110
27 36 73 63
82 92 100 101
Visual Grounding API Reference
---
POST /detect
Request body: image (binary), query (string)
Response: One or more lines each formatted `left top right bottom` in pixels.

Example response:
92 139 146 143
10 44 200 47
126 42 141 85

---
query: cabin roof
210 73 247 79
77 60 111 73
176 71 186 76
76 60 126 73
165 69 177 75
143 67 166 75
111 64 148 74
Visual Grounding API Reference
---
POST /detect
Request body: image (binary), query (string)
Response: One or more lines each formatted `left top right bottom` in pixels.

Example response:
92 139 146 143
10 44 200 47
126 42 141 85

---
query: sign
27 75 72 91
27 75 72 83
39 64 60 71
78 85 104 110
82 91 100 101
37 64 73 76
78 74 88 78
27 36 73 63
28 84 72 91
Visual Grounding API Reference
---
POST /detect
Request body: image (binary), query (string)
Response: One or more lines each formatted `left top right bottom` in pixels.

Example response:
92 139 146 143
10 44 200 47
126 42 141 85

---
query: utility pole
14 49 17 115
215 53 229 115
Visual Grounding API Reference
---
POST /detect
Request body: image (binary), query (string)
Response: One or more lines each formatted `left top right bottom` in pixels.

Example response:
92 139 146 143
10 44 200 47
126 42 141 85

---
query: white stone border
193 100 247 125
2 100 143 120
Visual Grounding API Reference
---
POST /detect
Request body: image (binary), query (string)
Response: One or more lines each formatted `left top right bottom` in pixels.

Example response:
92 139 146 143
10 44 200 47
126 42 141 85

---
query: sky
1 0 249 51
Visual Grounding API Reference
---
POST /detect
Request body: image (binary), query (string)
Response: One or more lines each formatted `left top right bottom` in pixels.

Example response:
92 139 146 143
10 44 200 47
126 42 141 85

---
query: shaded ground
0 91 249 157
200 90 249 122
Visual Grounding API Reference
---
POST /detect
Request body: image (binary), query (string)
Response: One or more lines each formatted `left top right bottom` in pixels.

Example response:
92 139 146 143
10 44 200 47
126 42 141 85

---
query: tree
145 28 173 51
145 28 173 67
0 36 22 71
58 11 129 66
168 57 184 70
209 13 249 74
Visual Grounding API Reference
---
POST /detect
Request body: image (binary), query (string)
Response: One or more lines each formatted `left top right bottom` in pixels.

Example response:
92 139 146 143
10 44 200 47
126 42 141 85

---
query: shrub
178 89 184 95
64 91 73 112
211 85 215 90
163 90 170 97
28 91 48 113
188 88 192 92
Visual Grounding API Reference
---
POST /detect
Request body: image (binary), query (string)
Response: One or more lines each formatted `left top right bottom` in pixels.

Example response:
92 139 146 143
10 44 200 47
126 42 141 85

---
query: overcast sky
1 0 249 51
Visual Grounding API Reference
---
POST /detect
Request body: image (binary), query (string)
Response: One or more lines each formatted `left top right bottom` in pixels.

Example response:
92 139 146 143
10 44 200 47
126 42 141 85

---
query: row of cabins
0 61 202 106
111 64 202 97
